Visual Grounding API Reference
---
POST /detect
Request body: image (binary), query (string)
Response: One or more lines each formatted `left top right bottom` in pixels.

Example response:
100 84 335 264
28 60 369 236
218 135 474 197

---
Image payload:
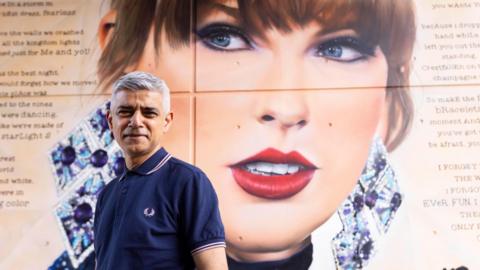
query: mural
0 0 479 269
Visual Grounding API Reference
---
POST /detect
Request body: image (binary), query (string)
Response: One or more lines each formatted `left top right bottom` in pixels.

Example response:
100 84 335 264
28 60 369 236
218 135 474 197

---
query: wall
0 1 479 269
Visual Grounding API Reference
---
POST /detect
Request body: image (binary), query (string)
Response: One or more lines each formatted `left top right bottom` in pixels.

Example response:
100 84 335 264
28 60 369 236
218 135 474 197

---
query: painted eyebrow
209 3 239 20
197 4 270 43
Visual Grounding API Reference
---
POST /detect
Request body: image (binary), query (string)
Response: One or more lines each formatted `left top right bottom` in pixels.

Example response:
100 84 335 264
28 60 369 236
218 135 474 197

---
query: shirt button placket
113 175 129 228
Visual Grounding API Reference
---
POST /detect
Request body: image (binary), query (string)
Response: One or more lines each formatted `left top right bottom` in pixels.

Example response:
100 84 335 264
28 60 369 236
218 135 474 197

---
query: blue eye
323 46 343 58
197 23 253 51
210 34 231 48
315 36 376 62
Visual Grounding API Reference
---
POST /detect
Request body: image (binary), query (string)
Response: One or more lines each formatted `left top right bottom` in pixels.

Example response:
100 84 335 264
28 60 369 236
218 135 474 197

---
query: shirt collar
119 148 172 181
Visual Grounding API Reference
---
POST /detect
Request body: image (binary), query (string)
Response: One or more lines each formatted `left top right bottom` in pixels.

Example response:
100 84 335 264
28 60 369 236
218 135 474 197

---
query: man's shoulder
165 157 214 189
167 157 207 178
98 176 119 198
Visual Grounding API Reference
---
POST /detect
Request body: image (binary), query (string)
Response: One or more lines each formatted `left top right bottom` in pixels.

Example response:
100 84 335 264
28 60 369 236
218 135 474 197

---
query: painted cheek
131 28 157 73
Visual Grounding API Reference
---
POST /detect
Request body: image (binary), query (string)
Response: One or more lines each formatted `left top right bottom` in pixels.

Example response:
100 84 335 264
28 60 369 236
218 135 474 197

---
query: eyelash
196 23 253 52
314 36 376 62
196 23 376 63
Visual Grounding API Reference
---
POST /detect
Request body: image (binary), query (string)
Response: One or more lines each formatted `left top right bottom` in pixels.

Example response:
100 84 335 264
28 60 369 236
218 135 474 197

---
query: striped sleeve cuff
191 241 226 255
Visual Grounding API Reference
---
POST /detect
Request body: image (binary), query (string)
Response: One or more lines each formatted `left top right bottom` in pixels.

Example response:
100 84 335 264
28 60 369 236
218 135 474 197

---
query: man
94 71 227 270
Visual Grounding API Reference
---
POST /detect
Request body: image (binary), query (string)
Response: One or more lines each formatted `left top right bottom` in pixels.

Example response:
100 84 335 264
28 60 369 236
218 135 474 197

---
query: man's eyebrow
142 106 160 112
117 105 133 110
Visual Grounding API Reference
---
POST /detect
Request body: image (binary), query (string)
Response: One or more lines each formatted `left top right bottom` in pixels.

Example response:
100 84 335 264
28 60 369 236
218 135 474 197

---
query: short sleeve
179 170 226 255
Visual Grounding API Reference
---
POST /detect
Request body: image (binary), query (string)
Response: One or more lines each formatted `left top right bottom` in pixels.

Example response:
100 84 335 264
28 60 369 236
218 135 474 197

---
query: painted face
194 8 388 261
107 90 172 168
100 0 389 262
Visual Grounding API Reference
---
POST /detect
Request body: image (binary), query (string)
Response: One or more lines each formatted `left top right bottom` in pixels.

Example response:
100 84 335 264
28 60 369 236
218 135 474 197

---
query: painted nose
256 92 309 131
256 44 306 90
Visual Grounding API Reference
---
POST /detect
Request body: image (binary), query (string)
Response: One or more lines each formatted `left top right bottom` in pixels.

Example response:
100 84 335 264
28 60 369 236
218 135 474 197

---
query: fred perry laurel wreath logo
144 208 155 217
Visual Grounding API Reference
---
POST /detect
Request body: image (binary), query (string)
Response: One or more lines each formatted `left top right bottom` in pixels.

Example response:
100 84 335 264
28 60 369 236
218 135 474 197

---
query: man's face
107 89 172 166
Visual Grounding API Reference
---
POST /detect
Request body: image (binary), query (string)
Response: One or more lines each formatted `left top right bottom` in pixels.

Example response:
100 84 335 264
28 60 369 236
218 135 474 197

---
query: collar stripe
119 152 172 181
147 153 172 175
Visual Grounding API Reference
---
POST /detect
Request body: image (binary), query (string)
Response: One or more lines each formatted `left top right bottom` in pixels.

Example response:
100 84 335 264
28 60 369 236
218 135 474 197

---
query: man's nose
255 92 309 131
128 111 144 127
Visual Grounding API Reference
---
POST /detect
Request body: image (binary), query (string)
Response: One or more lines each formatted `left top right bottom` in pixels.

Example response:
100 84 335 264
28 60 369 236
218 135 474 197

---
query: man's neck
125 147 163 170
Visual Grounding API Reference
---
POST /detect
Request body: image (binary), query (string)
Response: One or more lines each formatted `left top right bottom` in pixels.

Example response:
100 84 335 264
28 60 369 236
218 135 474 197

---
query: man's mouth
123 133 147 138
230 148 317 199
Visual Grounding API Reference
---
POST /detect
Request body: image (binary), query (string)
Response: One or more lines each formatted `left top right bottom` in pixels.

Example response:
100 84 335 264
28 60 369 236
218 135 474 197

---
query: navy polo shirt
94 148 225 270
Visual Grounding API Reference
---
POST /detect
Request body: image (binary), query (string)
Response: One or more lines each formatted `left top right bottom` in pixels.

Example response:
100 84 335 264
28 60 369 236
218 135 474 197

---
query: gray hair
112 71 170 113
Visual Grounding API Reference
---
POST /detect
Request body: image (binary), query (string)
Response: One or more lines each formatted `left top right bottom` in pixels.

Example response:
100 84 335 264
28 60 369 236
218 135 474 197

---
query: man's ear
98 10 117 50
106 109 114 138
163 112 174 133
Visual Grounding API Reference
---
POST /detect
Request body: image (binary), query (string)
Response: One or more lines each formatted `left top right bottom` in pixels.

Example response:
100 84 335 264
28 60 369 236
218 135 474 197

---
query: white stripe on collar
119 153 172 181
147 153 172 175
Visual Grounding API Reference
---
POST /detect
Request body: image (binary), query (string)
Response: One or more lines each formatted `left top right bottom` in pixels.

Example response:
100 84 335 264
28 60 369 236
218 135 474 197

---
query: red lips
230 148 317 199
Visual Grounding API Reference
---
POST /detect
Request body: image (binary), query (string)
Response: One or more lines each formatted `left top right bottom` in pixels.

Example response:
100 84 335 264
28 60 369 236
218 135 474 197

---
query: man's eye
143 111 157 118
118 110 130 116
314 36 376 63
197 23 253 51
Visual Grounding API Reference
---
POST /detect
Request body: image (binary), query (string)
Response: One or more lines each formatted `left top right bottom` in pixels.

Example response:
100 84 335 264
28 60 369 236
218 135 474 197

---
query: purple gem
353 195 364 212
77 186 86 197
90 149 108 168
61 146 76 165
390 192 402 210
113 157 125 176
73 203 93 224
360 240 373 260
99 113 109 131
365 191 378 208
373 157 386 172
352 253 362 265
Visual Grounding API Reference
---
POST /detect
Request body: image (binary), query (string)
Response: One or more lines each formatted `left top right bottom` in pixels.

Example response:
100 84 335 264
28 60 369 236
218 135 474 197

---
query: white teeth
272 164 288 174
245 163 255 171
256 162 273 174
244 162 304 175
287 165 300 174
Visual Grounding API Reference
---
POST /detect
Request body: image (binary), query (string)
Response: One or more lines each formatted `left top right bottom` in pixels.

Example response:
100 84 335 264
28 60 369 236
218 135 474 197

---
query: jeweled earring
332 136 402 269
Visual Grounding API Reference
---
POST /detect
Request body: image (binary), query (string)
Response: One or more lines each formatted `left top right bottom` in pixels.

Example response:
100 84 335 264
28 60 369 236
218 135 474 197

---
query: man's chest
97 179 180 248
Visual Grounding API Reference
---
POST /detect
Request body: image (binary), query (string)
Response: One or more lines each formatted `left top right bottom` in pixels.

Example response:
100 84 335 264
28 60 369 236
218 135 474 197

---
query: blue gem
73 203 93 224
87 104 114 147
390 192 402 210
61 146 76 165
365 191 378 208
90 149 108 168
51 128 92 194
55 173 106 266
